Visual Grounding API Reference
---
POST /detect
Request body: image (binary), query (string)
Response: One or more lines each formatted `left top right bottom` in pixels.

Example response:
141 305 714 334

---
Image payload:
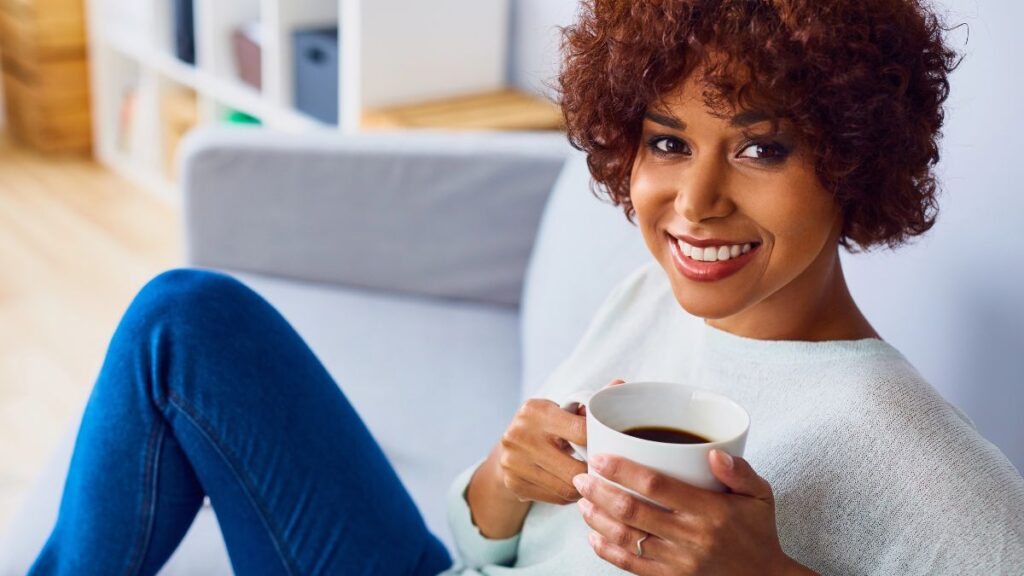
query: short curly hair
555 0 965 252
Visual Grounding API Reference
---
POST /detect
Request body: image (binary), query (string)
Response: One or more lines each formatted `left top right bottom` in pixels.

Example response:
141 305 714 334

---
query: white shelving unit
86 0 510 201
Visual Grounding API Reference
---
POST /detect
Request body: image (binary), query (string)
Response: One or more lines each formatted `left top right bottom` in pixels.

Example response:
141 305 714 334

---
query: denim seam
166 390 299 576
123 420 165 576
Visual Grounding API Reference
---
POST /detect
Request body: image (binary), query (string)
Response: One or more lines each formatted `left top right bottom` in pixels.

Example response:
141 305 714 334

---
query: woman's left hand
573 450 815 576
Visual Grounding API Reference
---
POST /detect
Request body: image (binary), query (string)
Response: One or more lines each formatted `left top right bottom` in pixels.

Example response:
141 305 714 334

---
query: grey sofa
1 127 1020 573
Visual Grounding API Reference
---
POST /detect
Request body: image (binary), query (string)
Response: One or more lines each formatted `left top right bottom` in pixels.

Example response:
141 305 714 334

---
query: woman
30 0 1024 574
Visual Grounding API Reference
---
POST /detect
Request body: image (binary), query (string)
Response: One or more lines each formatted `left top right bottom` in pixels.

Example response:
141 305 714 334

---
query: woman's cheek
629 177 669 253
751 183 831 244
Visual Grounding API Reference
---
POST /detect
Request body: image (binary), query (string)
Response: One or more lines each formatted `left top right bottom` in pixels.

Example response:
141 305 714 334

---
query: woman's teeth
676 238 755 262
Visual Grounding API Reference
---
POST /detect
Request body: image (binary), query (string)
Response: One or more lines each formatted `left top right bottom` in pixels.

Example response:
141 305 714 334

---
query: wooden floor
0 133 180 534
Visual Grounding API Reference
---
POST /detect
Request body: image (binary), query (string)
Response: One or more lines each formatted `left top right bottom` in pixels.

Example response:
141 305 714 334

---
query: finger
573 472 681 542
577 497 676 562
534 449 589 500
536 439 588 481
506 450 586 503
506 470 577 504
586 531 666 576
590 454 715 513
541 400 587 446
708 449 773 502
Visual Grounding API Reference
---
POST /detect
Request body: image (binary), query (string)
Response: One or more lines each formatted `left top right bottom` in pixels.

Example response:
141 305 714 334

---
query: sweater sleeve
791 368 1024 576
446 457 521 569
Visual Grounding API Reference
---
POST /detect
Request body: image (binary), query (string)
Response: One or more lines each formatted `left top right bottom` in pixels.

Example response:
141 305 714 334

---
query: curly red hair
555 0 964 252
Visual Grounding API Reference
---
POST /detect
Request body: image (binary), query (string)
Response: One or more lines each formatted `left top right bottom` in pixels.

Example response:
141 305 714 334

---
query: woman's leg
29 268 453 576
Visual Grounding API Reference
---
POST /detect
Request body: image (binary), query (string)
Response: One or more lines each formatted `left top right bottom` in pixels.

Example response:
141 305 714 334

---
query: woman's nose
673 156 733 223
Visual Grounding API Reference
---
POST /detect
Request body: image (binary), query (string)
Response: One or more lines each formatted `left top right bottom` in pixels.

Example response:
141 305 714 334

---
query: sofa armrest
180 127 570 308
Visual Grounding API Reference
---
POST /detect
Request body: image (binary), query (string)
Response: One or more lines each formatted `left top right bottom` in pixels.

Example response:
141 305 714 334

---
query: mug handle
559 390 593 463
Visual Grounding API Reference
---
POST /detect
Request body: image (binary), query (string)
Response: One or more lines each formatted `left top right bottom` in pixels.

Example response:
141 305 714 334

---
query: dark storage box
294 27 339 124
172 0 195 65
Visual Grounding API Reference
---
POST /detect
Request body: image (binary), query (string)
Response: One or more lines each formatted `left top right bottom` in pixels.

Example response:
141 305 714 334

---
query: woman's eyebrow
644 109 773 130
729 109 772 128
645 111 686 130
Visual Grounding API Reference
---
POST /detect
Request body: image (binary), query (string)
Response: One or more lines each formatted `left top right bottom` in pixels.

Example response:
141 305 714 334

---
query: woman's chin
655 250 760 320
669 282 748 320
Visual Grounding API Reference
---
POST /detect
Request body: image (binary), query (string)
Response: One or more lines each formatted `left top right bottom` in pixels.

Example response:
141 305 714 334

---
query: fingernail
591 453 608 470
573 473 591 492
588 531 599 547
577 498 593 514
716 449 734 469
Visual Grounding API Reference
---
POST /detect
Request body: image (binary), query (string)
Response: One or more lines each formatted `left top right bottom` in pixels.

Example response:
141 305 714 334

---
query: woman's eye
647 136 686 156
738 141 790 164
646 135 791 165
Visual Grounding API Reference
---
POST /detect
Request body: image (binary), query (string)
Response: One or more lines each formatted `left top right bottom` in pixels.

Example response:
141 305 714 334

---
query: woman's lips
668 233 761 282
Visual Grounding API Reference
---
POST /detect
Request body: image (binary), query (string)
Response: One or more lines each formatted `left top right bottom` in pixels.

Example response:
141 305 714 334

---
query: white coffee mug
560 381 750 510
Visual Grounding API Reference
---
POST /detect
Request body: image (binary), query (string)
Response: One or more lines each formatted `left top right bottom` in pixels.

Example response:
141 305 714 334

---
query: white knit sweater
440 260 1024 575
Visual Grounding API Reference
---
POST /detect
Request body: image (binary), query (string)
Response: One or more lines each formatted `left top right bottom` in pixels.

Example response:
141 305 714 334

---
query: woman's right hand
496 379 626 505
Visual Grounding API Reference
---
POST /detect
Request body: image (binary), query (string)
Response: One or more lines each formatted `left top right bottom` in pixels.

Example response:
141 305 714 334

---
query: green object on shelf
225 109 261 125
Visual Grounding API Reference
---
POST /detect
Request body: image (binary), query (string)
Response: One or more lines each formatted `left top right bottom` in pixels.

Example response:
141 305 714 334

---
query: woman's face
631 71 845 337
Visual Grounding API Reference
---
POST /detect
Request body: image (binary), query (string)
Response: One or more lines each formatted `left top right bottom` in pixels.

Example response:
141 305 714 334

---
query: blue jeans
29 269 454 575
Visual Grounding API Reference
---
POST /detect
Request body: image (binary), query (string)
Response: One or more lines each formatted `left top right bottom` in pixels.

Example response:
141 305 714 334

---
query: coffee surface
621 425 711 444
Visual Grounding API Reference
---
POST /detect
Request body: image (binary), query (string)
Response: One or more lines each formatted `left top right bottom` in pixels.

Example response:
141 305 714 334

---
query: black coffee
621 425 711 444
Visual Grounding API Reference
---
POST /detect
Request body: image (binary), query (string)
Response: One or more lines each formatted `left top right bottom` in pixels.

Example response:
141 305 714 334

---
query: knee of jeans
122 268 265 341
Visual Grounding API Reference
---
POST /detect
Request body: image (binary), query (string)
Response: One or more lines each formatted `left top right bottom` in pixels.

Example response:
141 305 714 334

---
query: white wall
509 0 579 101
510 0 1024 470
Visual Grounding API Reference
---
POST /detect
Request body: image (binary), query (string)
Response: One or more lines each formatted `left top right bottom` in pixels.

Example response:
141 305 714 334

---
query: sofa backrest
519 148 652 402
182 127 570 308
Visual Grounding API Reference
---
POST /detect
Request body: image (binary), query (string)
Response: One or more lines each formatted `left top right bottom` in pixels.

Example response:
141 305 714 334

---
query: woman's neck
706 245 880 342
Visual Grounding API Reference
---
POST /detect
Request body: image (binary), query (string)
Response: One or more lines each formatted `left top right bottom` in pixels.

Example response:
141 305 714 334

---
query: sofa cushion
519 148 652 402
216 271 523 553
0 272 522 572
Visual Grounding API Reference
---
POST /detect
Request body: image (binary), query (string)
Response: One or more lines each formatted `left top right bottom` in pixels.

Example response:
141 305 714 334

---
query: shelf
100 32 322 131
361 89 563 132
87 0 514 200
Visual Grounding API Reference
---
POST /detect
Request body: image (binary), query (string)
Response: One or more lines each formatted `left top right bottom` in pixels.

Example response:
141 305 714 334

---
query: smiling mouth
668 234 762 263
666 233 762 282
